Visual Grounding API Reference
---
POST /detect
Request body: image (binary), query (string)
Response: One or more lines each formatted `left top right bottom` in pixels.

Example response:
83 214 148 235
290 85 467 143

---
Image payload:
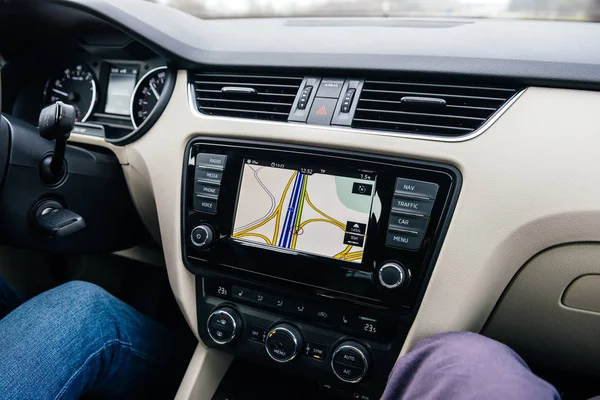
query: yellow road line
235 232 272 244
291 176 308 250
304 192 345 230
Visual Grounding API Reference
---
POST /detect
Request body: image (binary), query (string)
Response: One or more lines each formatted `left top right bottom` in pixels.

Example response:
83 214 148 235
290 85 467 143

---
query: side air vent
352 80 519 136
192 72 303 121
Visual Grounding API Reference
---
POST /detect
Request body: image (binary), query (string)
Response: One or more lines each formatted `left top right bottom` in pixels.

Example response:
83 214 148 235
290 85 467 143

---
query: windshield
147 0 600 21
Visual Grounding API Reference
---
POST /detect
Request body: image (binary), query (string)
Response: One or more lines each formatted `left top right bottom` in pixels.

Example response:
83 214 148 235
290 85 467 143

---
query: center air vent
352 80 519 137
192 72 303 121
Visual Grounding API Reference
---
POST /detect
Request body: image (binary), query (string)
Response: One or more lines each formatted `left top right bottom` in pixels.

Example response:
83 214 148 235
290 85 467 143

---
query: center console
182 138 460 399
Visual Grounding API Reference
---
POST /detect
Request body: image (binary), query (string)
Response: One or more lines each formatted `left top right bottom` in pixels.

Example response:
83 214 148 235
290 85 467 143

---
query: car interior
1 0 600 399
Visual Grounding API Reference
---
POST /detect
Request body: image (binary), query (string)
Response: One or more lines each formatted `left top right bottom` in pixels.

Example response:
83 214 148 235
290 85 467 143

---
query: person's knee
417 331 526 367
46 281 118 326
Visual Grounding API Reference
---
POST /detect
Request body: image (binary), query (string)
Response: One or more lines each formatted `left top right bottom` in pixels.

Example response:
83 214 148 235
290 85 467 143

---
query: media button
343 232 364 247
196 153 227 169
385 230 423 250
195 168 223 184
193 195 218 214
391 196 434 216
388 212 429 234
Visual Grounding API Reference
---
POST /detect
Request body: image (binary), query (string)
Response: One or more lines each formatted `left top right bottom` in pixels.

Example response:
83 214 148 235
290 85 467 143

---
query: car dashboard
2 1 600 399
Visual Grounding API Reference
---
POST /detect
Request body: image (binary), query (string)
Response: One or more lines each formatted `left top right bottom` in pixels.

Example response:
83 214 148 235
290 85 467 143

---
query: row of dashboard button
385 178 439 251
193 153 227 214
205 280 390 341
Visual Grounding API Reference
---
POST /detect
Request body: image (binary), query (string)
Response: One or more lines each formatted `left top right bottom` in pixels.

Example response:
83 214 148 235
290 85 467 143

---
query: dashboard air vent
192 72 303 121
352 80 518 136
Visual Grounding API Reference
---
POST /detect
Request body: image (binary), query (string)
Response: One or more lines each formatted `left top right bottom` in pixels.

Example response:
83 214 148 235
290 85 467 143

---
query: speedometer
130 66 167 128
43 64 97 122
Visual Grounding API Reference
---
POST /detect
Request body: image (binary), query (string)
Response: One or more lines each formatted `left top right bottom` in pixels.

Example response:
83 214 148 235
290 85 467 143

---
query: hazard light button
307 97 337 126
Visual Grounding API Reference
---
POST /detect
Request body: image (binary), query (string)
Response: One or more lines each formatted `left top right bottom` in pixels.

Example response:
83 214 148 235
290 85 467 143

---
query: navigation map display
232 159 376 263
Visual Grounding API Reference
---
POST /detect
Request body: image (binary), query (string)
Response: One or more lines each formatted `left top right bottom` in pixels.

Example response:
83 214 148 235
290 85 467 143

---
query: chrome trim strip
187 82 526 143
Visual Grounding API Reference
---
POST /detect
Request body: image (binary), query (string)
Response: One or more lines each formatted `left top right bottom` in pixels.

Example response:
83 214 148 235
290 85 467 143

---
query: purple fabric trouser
381 332 561 400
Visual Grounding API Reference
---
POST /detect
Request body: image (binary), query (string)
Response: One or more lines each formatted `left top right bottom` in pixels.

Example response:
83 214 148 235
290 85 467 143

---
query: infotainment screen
232 159 376 263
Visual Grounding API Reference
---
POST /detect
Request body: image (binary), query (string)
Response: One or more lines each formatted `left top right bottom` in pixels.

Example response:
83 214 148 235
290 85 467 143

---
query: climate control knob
331 341 371 383
377 262 407 290
190 224 215 250
207 307 242 345
265 323 303 363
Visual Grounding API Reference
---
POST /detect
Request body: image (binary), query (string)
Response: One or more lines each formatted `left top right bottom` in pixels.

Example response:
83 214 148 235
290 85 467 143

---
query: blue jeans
0 278 192 399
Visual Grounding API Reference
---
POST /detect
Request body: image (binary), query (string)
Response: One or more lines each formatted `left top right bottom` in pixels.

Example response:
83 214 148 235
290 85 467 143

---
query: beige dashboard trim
69 133 128 165
125 70 600 393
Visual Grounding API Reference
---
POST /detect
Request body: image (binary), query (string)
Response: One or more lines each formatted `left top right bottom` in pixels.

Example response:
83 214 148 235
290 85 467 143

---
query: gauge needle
150 82 160 100
52 88 69 97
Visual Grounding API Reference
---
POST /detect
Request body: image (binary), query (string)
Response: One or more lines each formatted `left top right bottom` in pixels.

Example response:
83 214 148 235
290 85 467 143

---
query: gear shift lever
38 101 76 184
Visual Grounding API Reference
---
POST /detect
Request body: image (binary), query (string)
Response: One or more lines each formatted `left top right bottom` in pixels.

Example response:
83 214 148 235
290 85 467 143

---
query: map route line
333 244 353 259
278 173 303 247
233 166 276 232
232 171 297 238
234 232 271 244
304 192 345 230
291 176 308 250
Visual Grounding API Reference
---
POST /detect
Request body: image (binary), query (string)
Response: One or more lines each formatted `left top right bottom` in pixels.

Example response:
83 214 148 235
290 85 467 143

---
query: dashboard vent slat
353 79 519 136
192 72 303 121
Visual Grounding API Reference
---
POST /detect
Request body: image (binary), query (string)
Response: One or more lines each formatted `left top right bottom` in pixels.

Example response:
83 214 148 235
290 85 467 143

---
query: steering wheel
0 68 9 191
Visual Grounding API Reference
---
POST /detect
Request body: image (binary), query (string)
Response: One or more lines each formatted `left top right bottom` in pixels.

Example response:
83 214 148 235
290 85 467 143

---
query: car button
316 78 345 98
307 98 337 126
386 230 424 250
196 153 227 169
193 196 218 214
394 178 439 199
195 168 223 184
391 196 434 216
388 212 429 234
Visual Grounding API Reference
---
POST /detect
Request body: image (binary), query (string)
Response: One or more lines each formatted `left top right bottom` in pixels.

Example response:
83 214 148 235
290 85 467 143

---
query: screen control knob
377 262 407 290
206 307 242 345
265 323 303 363
190 224 215 249
331 341 371 383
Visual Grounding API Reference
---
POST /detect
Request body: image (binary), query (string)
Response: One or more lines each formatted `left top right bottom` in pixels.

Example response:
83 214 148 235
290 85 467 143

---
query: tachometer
43 64 97 122
130 66 167 129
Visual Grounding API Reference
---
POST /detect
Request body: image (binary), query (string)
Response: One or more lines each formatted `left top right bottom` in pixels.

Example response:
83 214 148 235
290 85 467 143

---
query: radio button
194 196 218 214
196 153 227 169
195 168 223 184
194 182 220 197
391 196 434 217
394 178 439 199
388 212 428 234
385 230 423 250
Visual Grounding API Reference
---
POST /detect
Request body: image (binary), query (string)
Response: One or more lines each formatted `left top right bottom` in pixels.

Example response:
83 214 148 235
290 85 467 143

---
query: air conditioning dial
206 307 242 345
331 341 371 383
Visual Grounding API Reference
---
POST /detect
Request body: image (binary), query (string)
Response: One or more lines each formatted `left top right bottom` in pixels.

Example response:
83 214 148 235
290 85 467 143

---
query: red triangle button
315 105 327 115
